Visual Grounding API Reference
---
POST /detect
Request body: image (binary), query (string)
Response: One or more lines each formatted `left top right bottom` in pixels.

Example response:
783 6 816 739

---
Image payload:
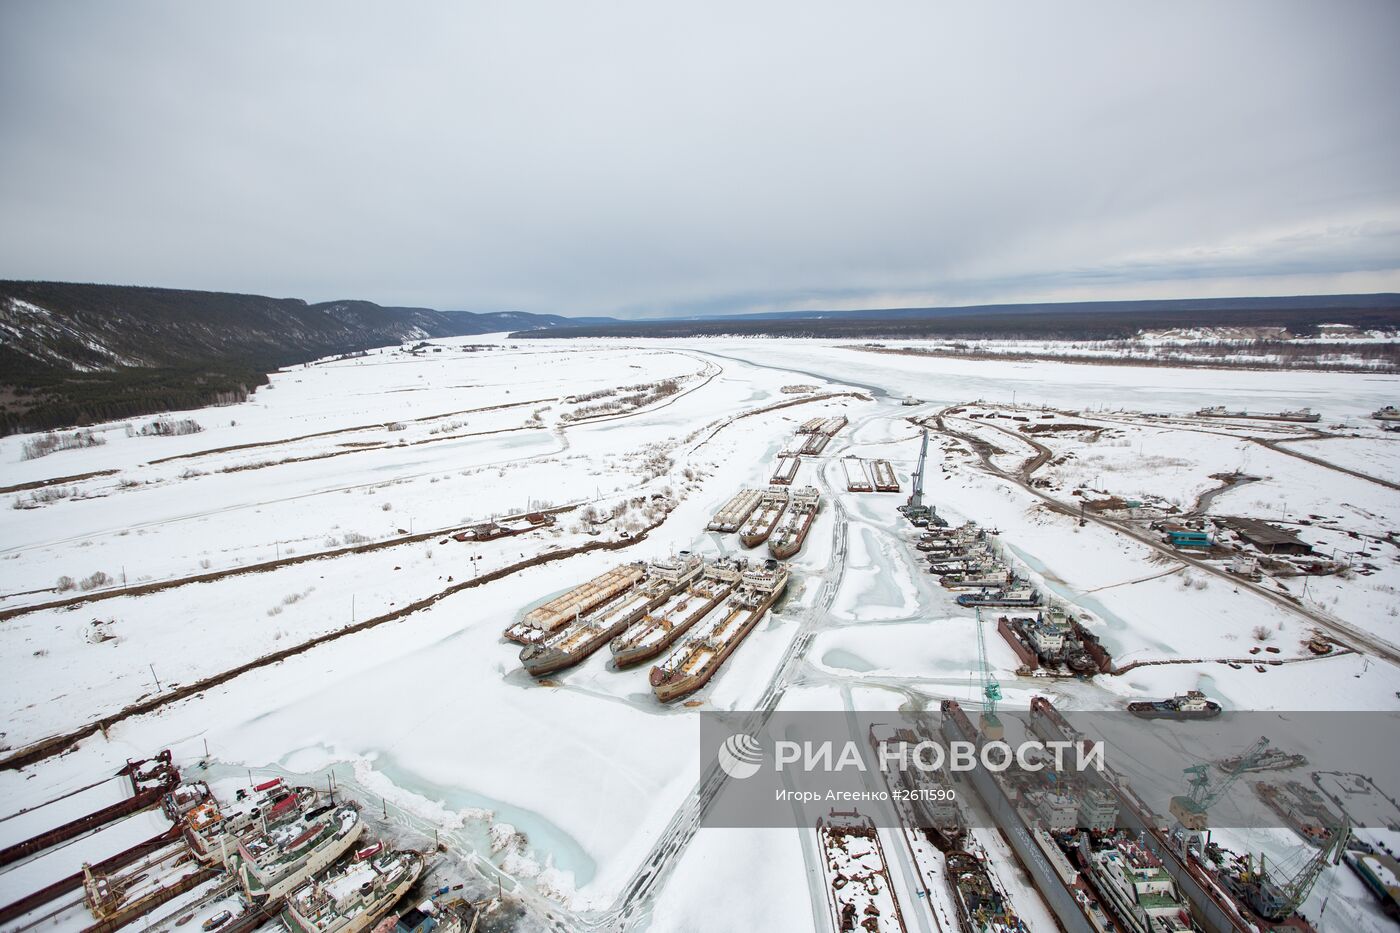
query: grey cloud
1 1 1398 317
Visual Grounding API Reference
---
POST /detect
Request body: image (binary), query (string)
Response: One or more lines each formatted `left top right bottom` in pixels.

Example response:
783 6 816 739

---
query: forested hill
0 281 605 435
508 294 1400 340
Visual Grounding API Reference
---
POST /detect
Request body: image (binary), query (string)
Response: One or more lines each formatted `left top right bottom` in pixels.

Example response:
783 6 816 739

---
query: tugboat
940 564 1012 590
1373 405 1400 422
1128 690 1222 720
1219 746 1307 774
281 849 424 933
956 581 1039 608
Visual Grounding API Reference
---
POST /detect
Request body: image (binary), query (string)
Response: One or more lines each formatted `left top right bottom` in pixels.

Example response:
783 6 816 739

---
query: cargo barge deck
649 560 788 702
768 487 820 560
738 487 790 547
610 559 742 668
520 553 704 676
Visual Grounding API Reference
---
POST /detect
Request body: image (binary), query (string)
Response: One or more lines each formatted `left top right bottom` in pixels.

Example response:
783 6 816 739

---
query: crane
1233 819 1350 922
974 609 1003 739
898 427 934 527
908 427 928 513
1171 736 1270 858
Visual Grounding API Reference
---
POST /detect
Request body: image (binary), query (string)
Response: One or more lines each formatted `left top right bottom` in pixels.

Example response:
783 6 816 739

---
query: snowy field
2 336 1398 932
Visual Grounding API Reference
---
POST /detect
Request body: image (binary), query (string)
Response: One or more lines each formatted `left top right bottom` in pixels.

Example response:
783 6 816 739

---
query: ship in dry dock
707 488 764 532
769 487 820 559
738 487 790 547
1076 834 1194 932
520 552 704 676
610 557 743 667
649 559 788 702
945 849 1025 933
503 563 646 644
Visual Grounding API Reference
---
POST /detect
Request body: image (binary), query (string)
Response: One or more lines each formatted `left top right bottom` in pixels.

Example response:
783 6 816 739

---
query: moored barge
738 487 790 547
610 558 742 668
649 560 788 702
503 563 646 644
769 487 820 559
520 553 703 676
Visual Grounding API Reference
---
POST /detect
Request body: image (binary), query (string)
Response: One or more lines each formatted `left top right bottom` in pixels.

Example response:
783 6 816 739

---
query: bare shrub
266 604 284 616
55 575 75 592
139 418 203 437
1251 625 1272 642
21 429 105 460
79 571 113 591
381 502 393 511
13 486 77 509
343 531 371 545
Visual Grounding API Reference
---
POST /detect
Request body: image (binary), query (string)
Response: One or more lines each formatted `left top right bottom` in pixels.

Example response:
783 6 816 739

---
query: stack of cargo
707 488 763 532
503 564 646 644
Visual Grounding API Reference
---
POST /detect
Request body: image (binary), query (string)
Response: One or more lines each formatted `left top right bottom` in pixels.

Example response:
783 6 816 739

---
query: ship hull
282 853 423 933
769 511 816 560
1127 703 1222 720
520 591 668 676
739 507 786 547
610 584 733 668
651 578 787 702
242 816 366 902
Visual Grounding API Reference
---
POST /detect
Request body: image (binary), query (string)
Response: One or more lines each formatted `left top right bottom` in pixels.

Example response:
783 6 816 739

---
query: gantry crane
1171 736 1270 857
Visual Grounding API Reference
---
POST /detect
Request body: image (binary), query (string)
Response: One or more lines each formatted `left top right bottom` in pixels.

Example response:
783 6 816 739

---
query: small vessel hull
1128 702 1222 720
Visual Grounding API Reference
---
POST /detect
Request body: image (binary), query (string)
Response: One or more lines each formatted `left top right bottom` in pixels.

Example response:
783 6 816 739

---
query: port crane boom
974 609 1003 738
1171 736 1270 857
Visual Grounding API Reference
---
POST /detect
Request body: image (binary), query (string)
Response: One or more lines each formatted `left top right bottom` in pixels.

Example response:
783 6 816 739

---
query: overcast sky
2 2 1398 318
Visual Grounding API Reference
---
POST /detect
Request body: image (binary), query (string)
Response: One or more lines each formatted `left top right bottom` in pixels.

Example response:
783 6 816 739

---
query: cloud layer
2 1 1398 316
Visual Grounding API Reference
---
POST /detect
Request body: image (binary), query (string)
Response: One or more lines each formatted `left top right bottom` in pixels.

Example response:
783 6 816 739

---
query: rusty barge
738 486 790 547
649 559 788 702
610 558 743 668
520 552 704 676
707 488 764 532
503 563 646 645
769 487 820 559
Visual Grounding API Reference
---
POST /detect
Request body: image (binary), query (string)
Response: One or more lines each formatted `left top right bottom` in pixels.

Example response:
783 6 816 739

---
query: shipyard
5 340 1399 933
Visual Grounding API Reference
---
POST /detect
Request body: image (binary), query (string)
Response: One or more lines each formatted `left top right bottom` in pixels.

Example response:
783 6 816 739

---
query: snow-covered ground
2 336 1397 932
